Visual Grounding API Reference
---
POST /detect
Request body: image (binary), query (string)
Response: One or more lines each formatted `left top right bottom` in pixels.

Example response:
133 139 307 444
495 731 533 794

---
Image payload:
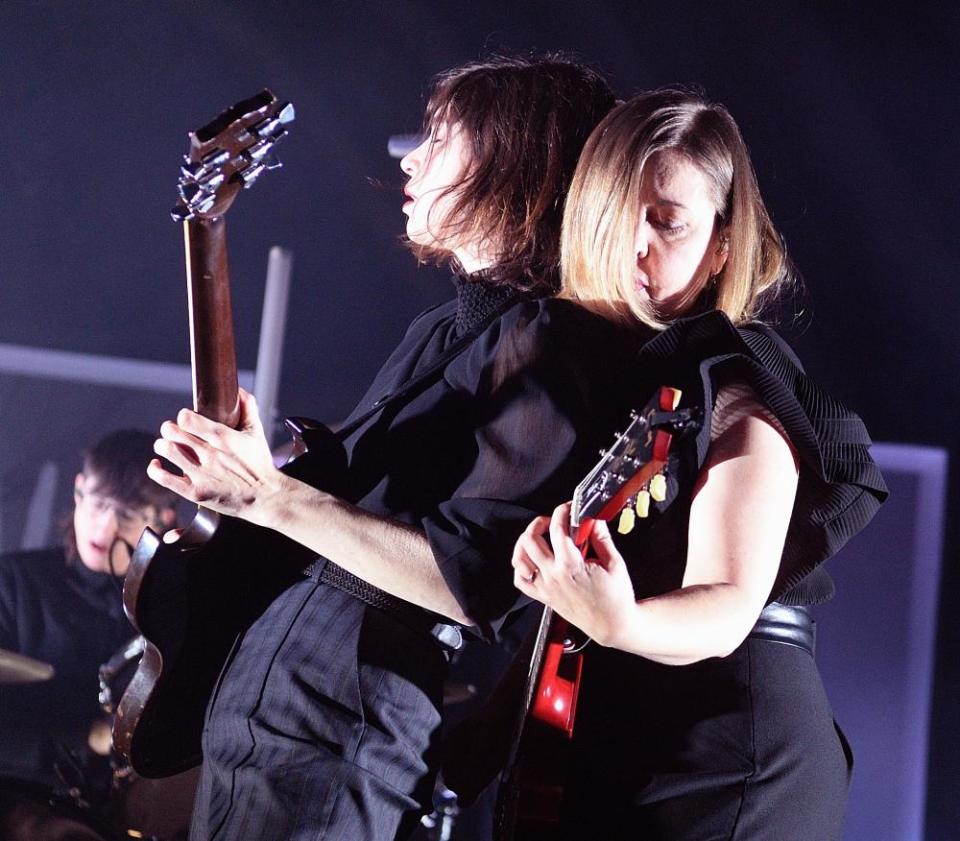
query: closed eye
652 219 687 237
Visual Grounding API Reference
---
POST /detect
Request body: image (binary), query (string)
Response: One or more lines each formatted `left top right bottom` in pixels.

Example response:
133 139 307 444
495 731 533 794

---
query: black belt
306 559 463 653
748 602 815 655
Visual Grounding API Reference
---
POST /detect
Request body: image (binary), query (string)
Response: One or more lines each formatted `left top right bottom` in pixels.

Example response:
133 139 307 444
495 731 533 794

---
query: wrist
247 470 302 530
595 600 641 651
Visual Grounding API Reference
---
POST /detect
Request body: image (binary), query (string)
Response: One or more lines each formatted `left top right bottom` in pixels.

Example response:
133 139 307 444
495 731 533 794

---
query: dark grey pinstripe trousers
189 577 446 841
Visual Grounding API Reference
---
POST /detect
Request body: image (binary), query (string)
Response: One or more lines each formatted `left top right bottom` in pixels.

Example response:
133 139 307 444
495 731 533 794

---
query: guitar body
115 421 347 778
495 612 585 841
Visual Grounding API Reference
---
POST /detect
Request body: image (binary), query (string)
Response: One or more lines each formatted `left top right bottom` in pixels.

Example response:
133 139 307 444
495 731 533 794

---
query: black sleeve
422 302 609 641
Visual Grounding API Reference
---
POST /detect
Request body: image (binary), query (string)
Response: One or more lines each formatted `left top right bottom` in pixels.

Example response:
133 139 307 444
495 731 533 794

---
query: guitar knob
649 473 667 502
635 490 651 518
617 508 636 534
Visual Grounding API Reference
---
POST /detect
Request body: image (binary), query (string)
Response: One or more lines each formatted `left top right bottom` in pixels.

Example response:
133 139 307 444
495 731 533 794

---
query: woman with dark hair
148 55 639 840
511 90 888 840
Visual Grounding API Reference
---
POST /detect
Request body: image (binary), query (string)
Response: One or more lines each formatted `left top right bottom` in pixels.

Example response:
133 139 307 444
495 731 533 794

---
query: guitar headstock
172 89 294 222
571 386 701 536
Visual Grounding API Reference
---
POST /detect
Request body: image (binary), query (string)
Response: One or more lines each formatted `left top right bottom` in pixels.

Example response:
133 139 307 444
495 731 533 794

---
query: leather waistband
748 602 815 655
306 559 462 652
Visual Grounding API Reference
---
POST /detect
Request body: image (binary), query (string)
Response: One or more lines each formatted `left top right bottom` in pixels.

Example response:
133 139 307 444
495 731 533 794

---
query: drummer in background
0 429 177 788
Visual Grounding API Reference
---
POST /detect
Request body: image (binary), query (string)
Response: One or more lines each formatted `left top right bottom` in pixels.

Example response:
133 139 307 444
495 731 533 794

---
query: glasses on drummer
74 487 152 529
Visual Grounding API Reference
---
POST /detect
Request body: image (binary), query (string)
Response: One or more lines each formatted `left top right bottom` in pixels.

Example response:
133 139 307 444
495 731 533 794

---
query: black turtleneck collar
452 274 521 335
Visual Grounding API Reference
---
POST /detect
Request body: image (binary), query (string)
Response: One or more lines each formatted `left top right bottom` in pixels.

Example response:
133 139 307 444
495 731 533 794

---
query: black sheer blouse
338 276 640 639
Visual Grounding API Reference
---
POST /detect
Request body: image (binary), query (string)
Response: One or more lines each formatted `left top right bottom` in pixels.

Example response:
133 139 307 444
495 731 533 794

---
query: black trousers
190 578 446 841
558 636 852 840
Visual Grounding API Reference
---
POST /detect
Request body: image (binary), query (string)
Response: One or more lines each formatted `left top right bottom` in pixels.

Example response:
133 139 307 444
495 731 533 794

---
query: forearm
606 582 764 665
256 474 472 625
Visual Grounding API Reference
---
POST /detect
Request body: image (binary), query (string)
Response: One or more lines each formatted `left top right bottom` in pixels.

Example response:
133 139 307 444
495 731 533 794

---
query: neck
453 242 498 275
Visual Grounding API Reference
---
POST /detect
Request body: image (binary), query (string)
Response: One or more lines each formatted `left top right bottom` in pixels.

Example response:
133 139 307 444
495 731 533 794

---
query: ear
711 228 730 277
74 473 85 495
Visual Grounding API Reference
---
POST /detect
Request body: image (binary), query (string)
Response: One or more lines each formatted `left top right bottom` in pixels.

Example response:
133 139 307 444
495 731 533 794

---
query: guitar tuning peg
617 507 636 535
201 148 230 169
180 160 203 182
635 490 651 518
649 473 667 503
170 202 194 222
193 193 216 214
179 182 204 205
262 150 283 171
251 115 282 139
197 170 225 193
277 102 295 125
244 139 273 163
239 162 266 187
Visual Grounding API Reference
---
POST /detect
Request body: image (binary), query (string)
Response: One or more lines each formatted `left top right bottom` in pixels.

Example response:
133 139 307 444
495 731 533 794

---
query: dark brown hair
63 429 178 561
408 53 616 296
82 429 179 511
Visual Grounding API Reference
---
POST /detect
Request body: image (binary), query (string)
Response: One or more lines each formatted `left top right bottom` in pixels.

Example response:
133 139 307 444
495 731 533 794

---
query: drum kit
0 641 197 841
0 644 480 841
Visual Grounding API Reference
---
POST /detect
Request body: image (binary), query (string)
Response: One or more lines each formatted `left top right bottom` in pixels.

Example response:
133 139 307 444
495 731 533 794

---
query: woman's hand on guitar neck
512 503 638 647
147 388 295 528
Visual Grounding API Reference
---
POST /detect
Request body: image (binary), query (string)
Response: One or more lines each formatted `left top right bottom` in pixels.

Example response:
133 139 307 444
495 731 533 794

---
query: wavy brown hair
561 89 794 327
407 54 616 296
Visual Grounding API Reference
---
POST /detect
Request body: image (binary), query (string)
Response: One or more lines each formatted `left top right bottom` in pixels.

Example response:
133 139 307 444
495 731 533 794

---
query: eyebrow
653 199 688 209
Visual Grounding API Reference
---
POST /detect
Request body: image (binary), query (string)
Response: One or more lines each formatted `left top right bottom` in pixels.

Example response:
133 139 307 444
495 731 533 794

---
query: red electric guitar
495 386 701 840
114 92 347 779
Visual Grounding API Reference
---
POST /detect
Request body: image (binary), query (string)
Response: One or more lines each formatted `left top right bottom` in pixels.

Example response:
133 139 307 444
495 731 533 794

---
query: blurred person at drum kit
0 429 177 790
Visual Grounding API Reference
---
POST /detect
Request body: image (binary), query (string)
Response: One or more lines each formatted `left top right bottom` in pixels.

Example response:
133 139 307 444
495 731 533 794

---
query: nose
400 136 427 178
92 506 120 532
635 224 649 261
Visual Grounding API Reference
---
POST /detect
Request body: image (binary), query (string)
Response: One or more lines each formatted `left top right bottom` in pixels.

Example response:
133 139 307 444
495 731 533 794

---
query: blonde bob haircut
560 89 792 329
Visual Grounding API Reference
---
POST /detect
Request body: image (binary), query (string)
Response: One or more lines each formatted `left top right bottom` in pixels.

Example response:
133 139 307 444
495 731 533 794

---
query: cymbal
0 647 55 684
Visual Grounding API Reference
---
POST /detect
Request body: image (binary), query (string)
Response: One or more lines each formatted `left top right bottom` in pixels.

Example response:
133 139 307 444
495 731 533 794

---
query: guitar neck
183 217 241 427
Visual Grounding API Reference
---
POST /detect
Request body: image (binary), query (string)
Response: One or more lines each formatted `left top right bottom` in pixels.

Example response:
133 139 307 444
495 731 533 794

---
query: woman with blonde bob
511 90 887 840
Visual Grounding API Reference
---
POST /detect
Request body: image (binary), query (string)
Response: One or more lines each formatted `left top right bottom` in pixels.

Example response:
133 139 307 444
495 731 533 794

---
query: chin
79 557 108 574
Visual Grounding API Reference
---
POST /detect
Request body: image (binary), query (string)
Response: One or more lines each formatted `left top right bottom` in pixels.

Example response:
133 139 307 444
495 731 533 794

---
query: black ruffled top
618 310 888 605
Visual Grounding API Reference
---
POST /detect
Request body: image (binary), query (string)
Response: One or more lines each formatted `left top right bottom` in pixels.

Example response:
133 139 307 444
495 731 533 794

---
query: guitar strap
331 292 522 443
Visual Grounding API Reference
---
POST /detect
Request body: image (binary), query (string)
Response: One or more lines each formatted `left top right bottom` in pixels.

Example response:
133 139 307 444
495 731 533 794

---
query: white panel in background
21 462 60 550
815 443 948 841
